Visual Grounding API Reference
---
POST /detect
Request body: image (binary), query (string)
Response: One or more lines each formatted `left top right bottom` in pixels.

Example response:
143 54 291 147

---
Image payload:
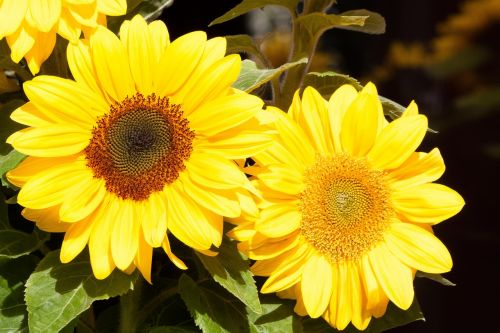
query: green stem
135 286 178 327
118 280 144 333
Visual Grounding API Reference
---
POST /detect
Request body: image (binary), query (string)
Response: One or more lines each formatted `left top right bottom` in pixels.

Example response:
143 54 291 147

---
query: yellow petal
392 183 465 224
369 242 414 310
246 233 300 260
97 0 126 16
141 191 167 247
181 173 241 218
185 150 249 190
328 84 358 153
18 159 90 209
90 26 135 102
387 148 445 189
402 100 419 117
180 54 241 113
11 125 90 157
256 204 301 238
335 262 353 330
123 15 154 95
368 115 428 170
257 164 304 196
349 263 370 331
185 37 226 86
298 87 333 153
24 76 106 126
67 1 97 28
22 206 68 232
89 196 116 279
59 177 105 223
0 0 27 37
57 7 81 43
111 199 140 270
60 218 94 263
260 252 303 293
7 155 78 188
386 222 452 273
136 228 153 283
27 0 61 32
148 20 169 63
188 93 263 137
6 24 35 63
165 181 214 250
301 254 333 318
154 31 206 96
10 102 51 127
360 254 383 310
25 29 57 75
340 92 380 157
67 40 102 94
162 235 188 270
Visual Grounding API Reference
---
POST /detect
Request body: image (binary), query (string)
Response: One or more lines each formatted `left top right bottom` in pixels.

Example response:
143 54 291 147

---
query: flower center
299 154 392 263
85 93 195 201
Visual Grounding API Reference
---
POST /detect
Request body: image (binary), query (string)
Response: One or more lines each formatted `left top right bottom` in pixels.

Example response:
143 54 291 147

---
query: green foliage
296 13 368 40
233 58 308 92
302 71 362 96
108 0 174 31
225 35 267 66
210 0 301 26
0 149 25 188
0 255 38 333
179 274 301 333
25 250 137 333
302 299 424 333
416 272 456 287
150 327 199 333
0 229 49 259
336 10 386 35
195 239 261 314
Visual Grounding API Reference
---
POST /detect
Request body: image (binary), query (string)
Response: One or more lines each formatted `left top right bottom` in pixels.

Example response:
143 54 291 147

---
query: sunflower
229 84 464 330
6 15 274 281
0 0 127 74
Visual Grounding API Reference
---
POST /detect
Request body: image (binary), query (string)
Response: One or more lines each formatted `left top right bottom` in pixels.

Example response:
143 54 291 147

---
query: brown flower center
299 154 392 263
85 93 195 201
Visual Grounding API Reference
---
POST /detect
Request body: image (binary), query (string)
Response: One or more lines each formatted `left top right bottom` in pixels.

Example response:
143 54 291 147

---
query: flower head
7 15 274 281
230 84 464 330
0 0 127 74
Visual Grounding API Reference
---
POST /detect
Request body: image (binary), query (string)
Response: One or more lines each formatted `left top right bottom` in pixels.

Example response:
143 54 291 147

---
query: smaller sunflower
230 84 464 330
0 0 126 74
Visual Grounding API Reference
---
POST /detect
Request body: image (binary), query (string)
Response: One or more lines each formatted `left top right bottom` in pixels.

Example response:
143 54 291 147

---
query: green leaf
416 272 456 287
108 0 174 32
25 250 137 333
210 0 300 26
150 327 199 333
296 12 368 39
302 298 424 333
336 10 386 35
195 238 262 314
303 0 336 14
302 71 362 96
225 34 267 66
0 149 26 188
0 99 25 155
0 192 9 229
0 255 38 333
233 58 308 92
0 229 49 259
179 275 301 333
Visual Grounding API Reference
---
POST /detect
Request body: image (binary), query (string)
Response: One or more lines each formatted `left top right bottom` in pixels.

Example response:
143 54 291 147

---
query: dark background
161 1 500 332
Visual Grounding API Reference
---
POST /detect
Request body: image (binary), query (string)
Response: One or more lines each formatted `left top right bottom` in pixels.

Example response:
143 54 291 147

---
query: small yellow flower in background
0 0 127 74
230 84 464 330
6 15 274 281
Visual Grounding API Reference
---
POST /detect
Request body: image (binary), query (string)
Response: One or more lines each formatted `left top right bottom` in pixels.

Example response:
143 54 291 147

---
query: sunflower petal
60 218 94 263
386 222 452 273
301 254 333 318
111 199 140 270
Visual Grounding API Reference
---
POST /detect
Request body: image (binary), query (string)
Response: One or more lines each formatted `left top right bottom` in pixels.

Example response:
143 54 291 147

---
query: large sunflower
6 15 274 281
229 84 464 330
0 0 127 74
